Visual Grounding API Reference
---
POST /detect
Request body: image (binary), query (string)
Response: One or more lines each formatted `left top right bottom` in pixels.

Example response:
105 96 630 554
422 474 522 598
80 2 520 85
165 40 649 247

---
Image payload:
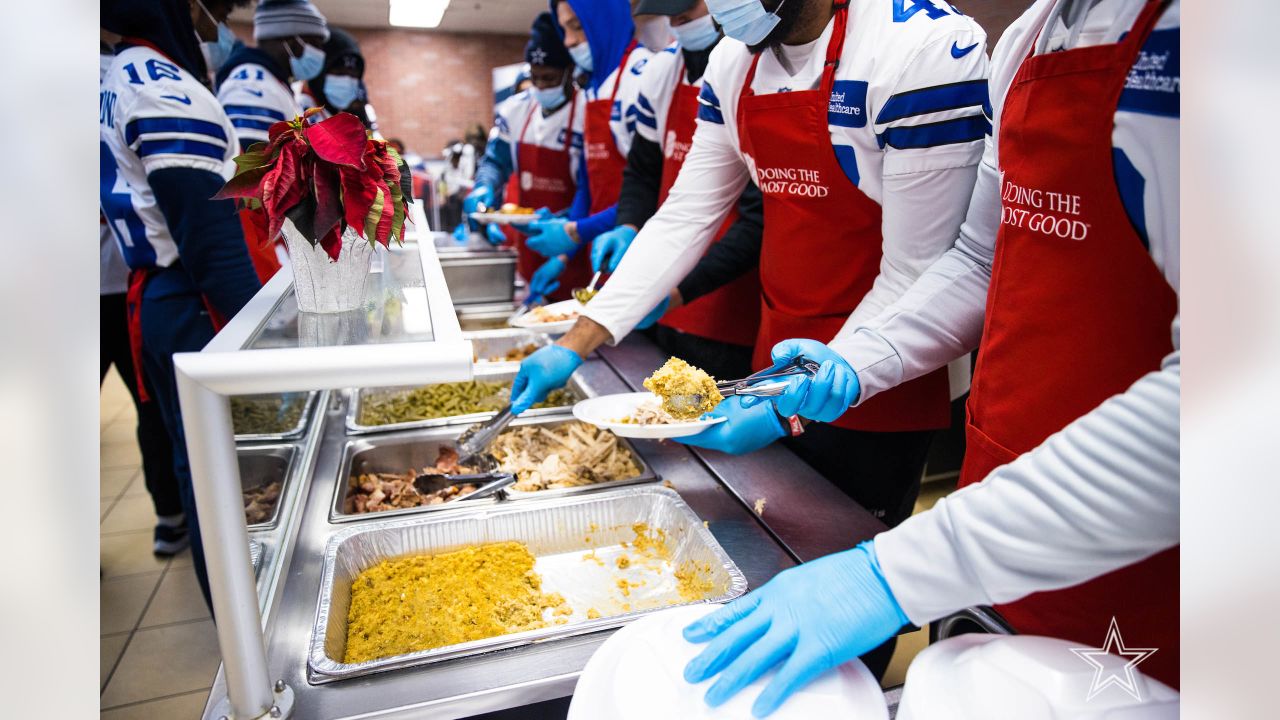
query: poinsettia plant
215 109 412 260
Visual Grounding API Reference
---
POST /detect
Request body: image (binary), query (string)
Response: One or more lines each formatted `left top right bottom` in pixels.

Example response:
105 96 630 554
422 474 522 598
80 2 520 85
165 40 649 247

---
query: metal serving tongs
412 469 515 500
571 270 604 305
453 404 518 468
665 356 822 417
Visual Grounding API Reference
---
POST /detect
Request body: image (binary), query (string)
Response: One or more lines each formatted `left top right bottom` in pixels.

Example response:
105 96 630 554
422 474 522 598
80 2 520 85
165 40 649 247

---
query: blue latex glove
528 257 565 303
524 217 579 258
590 224 638 273
674 396 785 455
463 184 494 215
451 222 469 243
634 296 669 330
683 541 909 717
510 345 583 414
741 339 861 423
484 222 507 246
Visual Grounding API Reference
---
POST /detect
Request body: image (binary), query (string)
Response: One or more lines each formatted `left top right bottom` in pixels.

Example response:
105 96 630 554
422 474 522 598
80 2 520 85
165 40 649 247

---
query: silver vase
282 220 374 314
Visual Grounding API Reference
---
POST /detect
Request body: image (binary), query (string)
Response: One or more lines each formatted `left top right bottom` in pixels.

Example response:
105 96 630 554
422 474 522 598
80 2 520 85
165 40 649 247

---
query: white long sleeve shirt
582 1 989 371
864 0 1181 625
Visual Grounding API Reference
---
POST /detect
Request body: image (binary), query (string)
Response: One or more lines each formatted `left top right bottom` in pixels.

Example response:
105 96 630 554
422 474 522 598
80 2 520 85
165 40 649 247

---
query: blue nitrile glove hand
528 256 566 301
451 221 469 243
590 224 638 273
634 297 669 330
524 217 578 257
674 395 786 455
463 184 494 215
741 339 861 423
485 222 507 246
683 541 909 717
510 345 583 414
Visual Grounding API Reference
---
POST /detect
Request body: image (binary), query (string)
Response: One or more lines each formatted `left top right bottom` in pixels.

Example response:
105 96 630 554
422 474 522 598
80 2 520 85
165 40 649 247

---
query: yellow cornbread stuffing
344 542 565 664
616 555 631 569
587 608 601 619
675 560 715 602
643 357 723 420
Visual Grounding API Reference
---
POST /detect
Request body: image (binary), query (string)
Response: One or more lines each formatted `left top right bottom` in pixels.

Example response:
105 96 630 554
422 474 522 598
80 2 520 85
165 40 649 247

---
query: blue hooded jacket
549 0 635 93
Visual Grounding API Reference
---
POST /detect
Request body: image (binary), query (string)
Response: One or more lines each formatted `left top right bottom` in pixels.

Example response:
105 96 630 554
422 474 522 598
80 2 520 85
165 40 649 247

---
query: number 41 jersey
100 45 238 270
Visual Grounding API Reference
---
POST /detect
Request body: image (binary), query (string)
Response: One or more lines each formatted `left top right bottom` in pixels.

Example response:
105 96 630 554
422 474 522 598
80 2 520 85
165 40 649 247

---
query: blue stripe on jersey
877 114 989 150
833 144 860 187
1112 148 1150 250
231 117 274 131
875 80 989 124
1119 27 1179 118
223 104 286 120
696 83 723 124
634 109 657 129
124 117 228 146
637 93 656 116
100 141 156 268
138 138 227 160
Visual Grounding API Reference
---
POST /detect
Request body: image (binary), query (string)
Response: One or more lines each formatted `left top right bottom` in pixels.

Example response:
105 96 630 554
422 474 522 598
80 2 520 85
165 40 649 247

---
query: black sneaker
153 522 190 556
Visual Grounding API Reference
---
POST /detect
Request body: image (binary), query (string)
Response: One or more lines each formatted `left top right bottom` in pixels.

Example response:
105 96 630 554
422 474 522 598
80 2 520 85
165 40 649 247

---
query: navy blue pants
139 265 217 611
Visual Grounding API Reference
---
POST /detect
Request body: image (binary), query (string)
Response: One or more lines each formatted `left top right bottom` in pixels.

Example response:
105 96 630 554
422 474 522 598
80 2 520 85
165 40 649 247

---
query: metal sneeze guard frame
173 202 475 720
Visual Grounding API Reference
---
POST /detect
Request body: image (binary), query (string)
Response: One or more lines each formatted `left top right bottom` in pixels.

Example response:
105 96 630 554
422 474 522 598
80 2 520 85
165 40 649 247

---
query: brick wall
230 22 526 159
955 0 1032 46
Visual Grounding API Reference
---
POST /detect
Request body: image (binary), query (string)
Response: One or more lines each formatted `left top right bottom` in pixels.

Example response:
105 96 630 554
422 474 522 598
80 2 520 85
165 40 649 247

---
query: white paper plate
470 211 538 225
573 392 725 439
509 299 584 334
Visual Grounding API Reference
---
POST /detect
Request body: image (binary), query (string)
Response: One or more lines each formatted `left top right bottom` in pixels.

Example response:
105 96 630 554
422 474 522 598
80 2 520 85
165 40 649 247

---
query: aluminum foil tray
309 486 746 682
463 328 550 366
331 417 659 522
345 366 589 435
239 444 297 531
232 391 317 443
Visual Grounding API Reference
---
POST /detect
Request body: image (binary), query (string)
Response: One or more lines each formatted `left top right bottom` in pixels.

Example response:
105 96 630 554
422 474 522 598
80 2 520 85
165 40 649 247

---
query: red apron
959 0 1178 686
737 1 949 432
515 95 592 301
238 208 283 284
656 58 761 348
584 41 636 214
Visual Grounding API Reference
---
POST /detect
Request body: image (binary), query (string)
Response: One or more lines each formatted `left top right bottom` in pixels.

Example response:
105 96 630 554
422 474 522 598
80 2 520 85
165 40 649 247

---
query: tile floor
98 367 956 716
100 369 216 718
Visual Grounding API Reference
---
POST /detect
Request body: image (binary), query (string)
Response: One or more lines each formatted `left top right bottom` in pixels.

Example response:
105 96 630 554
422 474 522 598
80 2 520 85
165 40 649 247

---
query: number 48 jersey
100 45 238 270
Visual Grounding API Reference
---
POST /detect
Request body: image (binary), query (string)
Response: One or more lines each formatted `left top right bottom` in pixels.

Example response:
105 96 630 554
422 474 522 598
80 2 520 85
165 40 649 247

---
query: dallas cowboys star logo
530 48 548 65
1070 617 1159 702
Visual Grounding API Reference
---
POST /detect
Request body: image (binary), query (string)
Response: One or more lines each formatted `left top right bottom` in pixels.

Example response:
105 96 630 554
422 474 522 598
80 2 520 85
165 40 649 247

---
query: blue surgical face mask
195 0 235 71
706 0 787 46
288 38 326 81
673 13 721 52
568 41 593 74
533 83 568 111
323 74 360 109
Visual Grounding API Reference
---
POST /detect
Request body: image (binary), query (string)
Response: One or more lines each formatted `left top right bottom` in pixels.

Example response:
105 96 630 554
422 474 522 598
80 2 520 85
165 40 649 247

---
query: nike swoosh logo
245 89 264 97
951 42 980 59
161 93 192 105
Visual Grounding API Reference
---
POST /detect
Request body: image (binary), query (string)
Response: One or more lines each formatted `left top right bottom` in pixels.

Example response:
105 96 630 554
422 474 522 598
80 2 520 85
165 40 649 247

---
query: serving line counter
182 209 889 719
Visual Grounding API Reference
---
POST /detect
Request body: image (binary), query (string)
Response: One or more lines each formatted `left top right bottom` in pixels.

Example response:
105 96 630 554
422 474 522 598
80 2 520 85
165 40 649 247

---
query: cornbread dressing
643 357 723 420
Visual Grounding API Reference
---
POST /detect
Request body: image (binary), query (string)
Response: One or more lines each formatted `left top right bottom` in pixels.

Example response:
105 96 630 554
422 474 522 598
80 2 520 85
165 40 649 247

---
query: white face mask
673 13 721 52
635 15 673 52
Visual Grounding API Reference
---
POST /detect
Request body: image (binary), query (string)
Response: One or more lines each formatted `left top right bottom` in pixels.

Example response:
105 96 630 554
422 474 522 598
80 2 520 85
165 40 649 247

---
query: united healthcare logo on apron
827 80 868 128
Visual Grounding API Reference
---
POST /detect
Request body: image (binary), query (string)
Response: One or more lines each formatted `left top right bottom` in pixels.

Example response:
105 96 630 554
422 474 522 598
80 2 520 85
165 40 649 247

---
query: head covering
323 27 364 76
549 0 635 91
633 0 696 15
101 0 207 80
254 0 331 42
526 12 573 68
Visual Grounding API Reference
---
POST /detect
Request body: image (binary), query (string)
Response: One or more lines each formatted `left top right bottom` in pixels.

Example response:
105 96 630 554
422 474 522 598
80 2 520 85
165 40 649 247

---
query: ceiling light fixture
389 0 451 28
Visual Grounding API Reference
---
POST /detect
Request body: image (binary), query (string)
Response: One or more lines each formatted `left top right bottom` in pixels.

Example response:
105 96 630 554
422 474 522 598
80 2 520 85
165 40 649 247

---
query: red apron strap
125 269 151 403
609 40 638 107
1121 0 1169 55
518 102 539 144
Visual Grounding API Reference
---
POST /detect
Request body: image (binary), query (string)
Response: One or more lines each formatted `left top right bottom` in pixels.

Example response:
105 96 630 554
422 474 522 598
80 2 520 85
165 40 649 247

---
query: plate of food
573 358 728 439
509 299 584 334
470 203 540 226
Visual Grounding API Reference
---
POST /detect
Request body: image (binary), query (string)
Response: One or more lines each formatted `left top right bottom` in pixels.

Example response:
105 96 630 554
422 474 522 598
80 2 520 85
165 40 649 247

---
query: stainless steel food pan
231 391 317 443
457 302 520 332
440 249 517 305
345 366 588 435
239 444 297 531
332 417 658 521
463 328 550 366
309 486 747 682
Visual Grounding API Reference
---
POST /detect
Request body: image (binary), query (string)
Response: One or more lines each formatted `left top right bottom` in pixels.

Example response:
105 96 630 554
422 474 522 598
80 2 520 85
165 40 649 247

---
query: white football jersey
492 88 584 182
217 61 300 152
99 45 238 270
633 44 685 149
582 46 653 160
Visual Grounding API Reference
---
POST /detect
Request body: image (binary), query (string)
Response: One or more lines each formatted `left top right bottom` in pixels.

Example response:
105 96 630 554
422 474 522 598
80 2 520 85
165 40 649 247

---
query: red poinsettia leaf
319 225 343 261
303 113 368 168
339 165 378 237
263 147 307 240
284 193 317 242
212 164 270 201
267 119 295 142
364 186 386 242
311 163 343 242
